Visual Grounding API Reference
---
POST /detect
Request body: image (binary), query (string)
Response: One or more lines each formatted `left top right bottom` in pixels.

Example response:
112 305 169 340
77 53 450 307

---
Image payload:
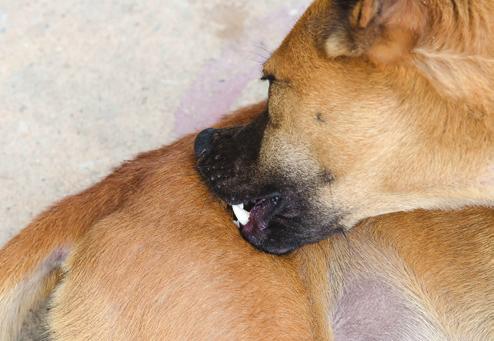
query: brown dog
195 0 494 254
1 104 493 340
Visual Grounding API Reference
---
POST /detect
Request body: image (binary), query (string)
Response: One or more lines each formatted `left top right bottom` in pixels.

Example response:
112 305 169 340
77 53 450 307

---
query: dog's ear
325 0 428 64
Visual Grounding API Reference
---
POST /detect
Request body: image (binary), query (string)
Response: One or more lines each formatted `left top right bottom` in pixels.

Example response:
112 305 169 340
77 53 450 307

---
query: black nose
194 128 216 159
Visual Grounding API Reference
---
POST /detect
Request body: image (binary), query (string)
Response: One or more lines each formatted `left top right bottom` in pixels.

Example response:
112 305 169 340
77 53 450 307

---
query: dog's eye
261 74 276 84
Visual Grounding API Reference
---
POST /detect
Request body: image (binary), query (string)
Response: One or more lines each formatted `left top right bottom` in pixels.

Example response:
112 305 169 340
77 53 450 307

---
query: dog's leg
0 147 165 340
1 268 62 340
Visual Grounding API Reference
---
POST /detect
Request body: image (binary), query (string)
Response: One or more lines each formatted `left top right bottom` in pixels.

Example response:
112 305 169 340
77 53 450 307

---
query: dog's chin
239 221 303 255
224 191 345 254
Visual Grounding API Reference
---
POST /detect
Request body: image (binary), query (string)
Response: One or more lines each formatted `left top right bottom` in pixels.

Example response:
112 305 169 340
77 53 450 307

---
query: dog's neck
386 63 494 205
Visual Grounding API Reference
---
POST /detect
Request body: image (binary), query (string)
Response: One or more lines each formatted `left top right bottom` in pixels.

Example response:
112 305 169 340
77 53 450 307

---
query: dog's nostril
194 128 216 159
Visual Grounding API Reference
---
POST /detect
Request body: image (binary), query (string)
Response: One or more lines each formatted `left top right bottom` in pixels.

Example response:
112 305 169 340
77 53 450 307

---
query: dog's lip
229 194 283 230
226 192 281 207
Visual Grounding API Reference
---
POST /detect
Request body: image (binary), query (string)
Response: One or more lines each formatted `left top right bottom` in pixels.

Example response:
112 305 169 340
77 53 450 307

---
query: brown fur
2 0 494 338
1 104 493 340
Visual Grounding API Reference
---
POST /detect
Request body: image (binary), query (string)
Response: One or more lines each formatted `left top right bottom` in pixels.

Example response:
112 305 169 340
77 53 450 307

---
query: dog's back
46 135 494 340
46 132 319 340
0 103 323 340
1 103 492 340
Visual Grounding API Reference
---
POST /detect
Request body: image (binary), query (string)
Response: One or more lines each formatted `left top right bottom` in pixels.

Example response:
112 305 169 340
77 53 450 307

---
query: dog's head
196 0 494 254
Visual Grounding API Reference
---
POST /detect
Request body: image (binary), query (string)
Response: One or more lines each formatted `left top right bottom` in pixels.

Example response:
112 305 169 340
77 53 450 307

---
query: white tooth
233 220 240 228
232 204 250 226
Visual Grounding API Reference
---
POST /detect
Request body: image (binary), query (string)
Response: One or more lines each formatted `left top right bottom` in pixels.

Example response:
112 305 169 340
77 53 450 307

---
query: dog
195 0 494 254
1 103 493 340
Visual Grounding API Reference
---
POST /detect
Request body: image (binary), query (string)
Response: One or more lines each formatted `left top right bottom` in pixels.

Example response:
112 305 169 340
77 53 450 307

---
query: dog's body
3 0 494 339
1 104 493 340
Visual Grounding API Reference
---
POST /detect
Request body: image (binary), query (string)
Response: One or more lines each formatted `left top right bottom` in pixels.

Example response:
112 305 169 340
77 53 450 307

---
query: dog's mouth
229 194 282 233
194 122 336 255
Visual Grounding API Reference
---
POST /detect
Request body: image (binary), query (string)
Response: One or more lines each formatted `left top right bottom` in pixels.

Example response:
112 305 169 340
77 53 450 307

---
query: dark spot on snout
322 170 334 183
315 113 326 123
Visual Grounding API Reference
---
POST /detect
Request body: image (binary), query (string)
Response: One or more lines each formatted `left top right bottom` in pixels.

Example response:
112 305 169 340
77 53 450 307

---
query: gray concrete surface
0 0 311 246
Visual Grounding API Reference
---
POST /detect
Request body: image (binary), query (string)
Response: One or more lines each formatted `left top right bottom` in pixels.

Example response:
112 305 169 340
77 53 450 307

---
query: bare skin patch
332 276 445 341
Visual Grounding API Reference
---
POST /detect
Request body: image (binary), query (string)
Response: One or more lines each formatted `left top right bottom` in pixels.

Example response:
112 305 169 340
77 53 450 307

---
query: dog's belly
332 276 445 341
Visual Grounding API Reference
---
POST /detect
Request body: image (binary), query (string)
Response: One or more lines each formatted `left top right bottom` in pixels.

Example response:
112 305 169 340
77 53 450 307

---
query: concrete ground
0 0 311 246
